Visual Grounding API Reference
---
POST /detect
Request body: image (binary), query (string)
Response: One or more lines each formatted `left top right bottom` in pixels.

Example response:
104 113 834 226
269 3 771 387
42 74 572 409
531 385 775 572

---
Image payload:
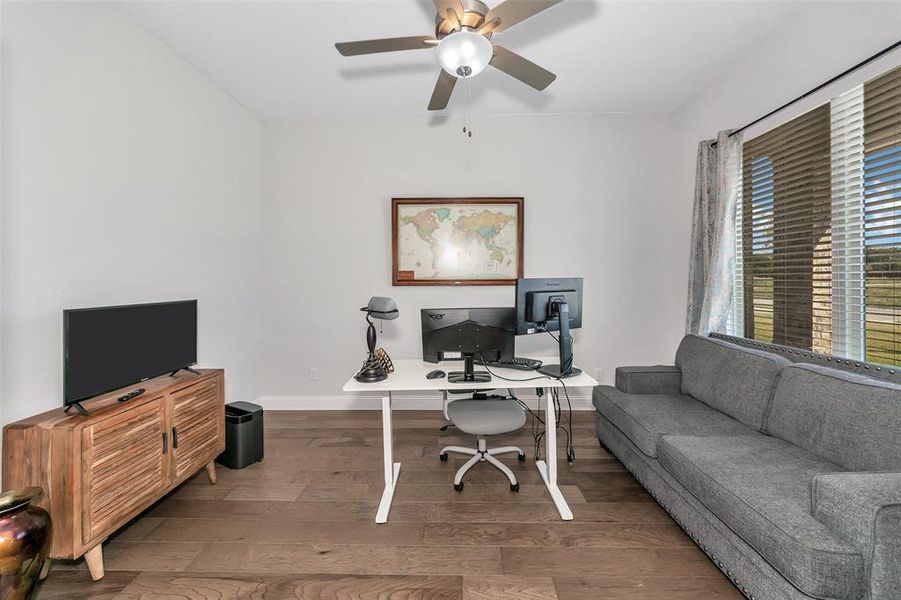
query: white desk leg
535 389 574 520
376 392 401 523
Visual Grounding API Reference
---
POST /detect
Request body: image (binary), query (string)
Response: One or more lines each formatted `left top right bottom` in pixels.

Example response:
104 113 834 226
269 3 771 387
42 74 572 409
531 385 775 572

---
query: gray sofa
594 334 901 600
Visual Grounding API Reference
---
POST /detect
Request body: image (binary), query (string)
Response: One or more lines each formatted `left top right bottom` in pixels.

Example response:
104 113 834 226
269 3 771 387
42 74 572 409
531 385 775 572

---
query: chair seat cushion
658 435 864 600
592 386 755 458
447 399 526 435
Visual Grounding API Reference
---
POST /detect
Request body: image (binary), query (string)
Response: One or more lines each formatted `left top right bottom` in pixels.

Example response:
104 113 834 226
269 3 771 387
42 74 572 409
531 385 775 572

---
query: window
740 105 832 352
732 65 901 365
863 66 901 365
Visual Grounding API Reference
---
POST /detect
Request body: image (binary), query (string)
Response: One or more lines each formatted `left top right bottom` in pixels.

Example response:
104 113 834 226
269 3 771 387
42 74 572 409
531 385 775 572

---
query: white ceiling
122 0 808 119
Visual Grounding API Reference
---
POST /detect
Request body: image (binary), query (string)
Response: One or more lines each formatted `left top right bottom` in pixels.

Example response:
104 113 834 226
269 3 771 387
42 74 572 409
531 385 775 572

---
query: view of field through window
739 66 900 366
864 144 901 365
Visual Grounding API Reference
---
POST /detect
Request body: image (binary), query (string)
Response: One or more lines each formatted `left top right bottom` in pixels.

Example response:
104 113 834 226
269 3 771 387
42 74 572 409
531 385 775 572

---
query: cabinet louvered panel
82 398 166 544
171 380 223 480
3 369 224 581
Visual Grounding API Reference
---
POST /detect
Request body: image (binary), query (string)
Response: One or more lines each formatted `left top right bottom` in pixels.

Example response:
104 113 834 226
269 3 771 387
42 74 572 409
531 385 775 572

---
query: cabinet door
81 398 167 544
170 378 223 481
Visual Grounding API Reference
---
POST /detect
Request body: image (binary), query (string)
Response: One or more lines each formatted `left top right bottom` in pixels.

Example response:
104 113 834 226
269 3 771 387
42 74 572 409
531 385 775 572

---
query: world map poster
392 198 524 285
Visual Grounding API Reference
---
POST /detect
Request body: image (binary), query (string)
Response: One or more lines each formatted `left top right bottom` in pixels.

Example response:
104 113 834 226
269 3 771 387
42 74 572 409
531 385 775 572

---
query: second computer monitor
515 277 583 335
515 277 583 378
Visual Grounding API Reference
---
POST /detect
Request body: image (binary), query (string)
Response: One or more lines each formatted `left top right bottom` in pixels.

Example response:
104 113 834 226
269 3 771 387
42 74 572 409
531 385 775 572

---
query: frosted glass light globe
436 31 493 78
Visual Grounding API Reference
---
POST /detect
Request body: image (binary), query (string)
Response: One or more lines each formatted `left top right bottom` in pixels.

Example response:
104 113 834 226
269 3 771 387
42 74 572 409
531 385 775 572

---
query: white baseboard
256 393 595 411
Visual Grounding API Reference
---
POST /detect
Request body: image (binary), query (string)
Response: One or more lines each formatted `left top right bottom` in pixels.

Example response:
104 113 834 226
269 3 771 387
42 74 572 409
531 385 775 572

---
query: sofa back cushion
767 363 901 471
674 334 790 430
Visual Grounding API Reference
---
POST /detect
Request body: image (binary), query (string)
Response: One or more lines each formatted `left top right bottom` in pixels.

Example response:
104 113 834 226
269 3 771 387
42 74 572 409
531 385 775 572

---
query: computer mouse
426 369 446 380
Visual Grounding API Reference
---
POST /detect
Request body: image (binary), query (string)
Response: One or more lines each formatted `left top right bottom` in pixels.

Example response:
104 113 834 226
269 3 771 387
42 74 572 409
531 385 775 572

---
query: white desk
342 357 598 523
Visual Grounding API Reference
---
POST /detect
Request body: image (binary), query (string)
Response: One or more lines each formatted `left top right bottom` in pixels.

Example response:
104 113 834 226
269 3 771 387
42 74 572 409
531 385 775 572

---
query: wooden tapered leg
205 461 218 484
84 544 104 581
38 559 50 581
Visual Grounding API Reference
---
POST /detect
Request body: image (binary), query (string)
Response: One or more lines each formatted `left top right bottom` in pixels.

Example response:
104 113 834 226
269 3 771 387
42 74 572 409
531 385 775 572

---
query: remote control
117 388 146 402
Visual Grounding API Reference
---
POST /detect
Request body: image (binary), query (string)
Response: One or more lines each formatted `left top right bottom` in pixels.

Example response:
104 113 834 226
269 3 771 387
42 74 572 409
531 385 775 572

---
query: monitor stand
448 353 491 383
538 301 582 379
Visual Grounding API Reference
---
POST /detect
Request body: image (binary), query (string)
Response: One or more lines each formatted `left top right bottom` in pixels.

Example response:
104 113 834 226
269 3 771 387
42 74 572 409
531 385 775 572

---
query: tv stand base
64 402 89 417
170 367 201 377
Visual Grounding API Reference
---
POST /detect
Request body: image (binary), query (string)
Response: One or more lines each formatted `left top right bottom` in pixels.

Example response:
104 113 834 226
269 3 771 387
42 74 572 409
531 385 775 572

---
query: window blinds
830 85 865 360
863 66 901 365
733 64 901 366
741 105 832 352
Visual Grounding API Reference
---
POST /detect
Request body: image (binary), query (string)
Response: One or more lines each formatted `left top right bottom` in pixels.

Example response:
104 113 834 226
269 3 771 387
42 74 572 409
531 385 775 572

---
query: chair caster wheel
517 453 526 462
454 482 464 492
439 453 448 462
510 483 520 492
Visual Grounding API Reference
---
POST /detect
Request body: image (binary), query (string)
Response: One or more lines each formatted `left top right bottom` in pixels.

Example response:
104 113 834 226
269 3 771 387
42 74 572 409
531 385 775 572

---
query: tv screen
64 300 197 405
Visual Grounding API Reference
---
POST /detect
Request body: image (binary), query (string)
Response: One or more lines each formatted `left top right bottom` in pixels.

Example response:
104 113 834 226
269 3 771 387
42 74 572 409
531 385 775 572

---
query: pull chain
462 77 473 138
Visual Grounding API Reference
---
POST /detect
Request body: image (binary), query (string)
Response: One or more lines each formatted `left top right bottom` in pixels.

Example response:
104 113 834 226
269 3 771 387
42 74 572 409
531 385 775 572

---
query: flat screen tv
64 300 197 406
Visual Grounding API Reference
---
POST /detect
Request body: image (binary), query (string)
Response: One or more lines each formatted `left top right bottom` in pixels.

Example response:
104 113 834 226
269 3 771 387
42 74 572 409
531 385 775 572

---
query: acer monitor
420 307 515 383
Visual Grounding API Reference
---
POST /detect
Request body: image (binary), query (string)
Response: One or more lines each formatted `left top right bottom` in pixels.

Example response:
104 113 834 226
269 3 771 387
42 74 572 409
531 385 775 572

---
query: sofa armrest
614 366 682 395
812 472 901 600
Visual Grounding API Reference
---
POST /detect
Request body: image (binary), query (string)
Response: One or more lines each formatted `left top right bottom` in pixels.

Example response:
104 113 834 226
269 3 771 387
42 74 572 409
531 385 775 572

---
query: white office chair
439 389 526 492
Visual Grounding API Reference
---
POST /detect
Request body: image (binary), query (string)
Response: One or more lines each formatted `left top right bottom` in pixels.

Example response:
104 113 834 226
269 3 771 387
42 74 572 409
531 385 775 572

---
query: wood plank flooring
34 410 741 599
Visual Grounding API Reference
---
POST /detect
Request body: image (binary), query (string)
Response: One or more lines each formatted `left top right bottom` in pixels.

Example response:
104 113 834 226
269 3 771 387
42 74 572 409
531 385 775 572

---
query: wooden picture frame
392 197 524 286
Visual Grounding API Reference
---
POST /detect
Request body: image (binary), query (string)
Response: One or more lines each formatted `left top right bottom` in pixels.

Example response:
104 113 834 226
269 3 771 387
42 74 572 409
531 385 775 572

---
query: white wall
5 1 899 419
673 1 901 232
1 2 263 424
259 113 682 407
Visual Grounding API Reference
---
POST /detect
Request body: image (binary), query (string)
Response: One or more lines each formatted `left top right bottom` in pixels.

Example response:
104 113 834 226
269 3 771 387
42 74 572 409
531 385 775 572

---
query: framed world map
392 198 524 286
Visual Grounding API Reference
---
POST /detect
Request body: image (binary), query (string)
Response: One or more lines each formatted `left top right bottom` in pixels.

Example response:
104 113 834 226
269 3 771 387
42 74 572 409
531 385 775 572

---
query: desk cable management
478 333 577 464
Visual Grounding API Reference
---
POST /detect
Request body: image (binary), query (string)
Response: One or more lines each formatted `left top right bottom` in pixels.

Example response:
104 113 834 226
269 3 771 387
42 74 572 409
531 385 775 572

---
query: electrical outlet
593 367 603 382
309 367 320 382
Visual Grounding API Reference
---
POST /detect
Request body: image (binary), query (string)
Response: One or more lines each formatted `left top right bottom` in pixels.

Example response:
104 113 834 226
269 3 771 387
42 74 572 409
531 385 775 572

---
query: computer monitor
421 307 515 383
514 277 583 378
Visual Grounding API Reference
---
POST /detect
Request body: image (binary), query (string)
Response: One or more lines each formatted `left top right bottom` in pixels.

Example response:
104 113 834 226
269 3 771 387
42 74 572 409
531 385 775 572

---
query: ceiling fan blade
335 36 436 56
428 70 457 111
433 0 465 21
476 16 502 35
485 0 563 33
490 45 556 90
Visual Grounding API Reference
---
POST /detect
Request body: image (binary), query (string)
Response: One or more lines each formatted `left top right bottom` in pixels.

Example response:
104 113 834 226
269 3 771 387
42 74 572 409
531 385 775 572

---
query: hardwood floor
34 410 741 599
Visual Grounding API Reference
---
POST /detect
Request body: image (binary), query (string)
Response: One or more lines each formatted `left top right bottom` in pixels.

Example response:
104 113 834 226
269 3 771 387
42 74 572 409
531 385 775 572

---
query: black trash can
217 401 264 469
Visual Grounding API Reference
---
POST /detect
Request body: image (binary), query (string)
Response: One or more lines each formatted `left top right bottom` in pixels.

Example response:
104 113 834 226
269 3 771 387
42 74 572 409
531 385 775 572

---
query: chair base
440 437 525 491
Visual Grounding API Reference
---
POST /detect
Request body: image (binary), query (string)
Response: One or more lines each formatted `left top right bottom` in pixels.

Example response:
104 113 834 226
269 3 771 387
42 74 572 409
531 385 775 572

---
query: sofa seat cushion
674 334 790 430
659 435 864 600
593 386 755 458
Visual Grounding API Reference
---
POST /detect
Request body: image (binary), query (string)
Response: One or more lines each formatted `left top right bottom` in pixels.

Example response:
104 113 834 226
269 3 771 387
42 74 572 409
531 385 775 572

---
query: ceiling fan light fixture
436 31 493 79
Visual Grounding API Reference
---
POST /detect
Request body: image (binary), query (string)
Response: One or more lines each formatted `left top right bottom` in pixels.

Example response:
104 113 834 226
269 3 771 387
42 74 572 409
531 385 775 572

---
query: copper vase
0 487 52 600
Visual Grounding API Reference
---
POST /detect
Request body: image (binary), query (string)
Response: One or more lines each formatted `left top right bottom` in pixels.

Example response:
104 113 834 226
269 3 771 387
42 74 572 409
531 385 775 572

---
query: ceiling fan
335 0 562 111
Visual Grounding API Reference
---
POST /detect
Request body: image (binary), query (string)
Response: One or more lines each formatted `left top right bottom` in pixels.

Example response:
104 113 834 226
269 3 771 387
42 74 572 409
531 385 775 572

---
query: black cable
553 388 561 425
479 353 575 463
479 363 551 383
513 397 544 425
545 331 574 373
558 377 575 461
543 334 575 461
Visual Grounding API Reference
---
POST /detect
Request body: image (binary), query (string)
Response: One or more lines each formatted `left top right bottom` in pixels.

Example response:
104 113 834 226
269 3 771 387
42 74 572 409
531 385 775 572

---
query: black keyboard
480 357 543 371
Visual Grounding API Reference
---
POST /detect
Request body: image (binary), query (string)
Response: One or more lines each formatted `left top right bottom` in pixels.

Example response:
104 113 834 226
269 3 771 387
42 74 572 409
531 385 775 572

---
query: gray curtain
686 130 743 335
